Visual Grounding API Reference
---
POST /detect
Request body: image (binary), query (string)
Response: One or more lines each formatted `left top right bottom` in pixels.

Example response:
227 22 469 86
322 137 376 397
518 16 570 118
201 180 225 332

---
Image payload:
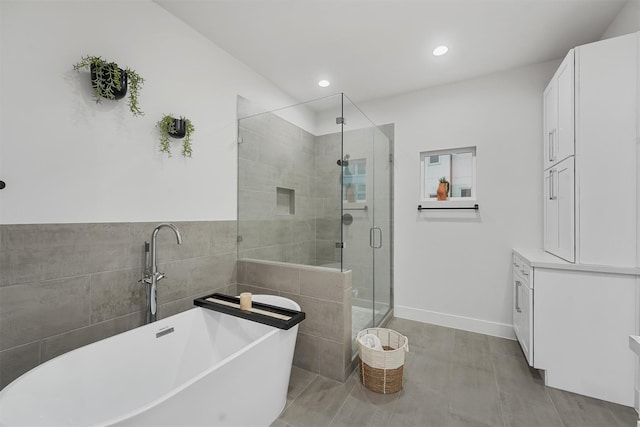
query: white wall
0 0 308 224
358 61 559 338
601 0 640 39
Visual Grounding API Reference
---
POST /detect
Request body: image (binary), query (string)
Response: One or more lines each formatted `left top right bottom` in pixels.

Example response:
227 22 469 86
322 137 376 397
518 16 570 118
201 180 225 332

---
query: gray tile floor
273 317 638 427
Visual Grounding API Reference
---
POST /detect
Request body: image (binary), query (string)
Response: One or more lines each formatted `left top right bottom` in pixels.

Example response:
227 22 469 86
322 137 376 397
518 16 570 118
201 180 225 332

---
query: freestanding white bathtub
0 295 300 427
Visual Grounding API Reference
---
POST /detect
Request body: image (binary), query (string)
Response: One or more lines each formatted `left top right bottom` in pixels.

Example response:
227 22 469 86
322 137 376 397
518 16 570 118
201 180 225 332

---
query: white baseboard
394 305 516 340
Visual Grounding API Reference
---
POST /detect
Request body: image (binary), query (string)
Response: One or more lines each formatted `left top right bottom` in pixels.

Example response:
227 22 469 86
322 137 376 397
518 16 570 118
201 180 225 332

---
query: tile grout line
447 329 458 423
384 390 401 427
327 394 350 427
279 372 319 424
546 387 569 427
489 347 509 427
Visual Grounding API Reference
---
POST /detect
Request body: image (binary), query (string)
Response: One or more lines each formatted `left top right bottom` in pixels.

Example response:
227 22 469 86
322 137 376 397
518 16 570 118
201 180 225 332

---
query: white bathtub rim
100 294 301 426
1 295 300 427
98 320 282 426
0 307 202 402
0 308 277 427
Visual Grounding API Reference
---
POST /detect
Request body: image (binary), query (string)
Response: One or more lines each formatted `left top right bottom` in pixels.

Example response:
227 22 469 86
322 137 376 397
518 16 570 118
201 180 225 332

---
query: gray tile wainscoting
237 259 354 382
0 220 238 389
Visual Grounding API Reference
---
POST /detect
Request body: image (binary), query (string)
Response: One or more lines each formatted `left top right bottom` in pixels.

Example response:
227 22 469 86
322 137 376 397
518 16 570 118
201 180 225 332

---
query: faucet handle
156 272 166 282
139 275 153 285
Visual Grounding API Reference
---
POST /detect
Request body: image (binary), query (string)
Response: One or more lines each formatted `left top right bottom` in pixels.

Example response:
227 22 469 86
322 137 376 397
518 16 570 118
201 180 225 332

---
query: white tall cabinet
543 33 638 266
543 51 575 262
514 31 640 408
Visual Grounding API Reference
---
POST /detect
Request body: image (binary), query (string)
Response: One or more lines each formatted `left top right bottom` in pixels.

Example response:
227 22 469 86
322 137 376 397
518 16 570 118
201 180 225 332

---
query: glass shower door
372 126 392 326
341 96 392 354
341 122 376 349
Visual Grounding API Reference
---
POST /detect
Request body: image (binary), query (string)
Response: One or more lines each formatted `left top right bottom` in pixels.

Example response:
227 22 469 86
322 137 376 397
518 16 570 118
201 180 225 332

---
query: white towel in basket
358 333 384 351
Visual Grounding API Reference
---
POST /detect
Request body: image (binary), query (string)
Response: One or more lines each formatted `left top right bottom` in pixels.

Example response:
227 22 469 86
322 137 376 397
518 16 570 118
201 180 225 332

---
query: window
420 147 476 205
343 158 366 203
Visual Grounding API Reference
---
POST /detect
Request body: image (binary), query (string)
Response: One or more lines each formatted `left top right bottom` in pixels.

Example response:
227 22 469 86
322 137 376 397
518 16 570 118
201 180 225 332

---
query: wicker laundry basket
356 328 409 394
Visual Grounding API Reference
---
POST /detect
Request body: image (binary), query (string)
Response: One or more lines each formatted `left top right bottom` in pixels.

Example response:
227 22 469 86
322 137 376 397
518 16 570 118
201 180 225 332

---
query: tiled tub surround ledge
236 259 353 382
0 221 238 389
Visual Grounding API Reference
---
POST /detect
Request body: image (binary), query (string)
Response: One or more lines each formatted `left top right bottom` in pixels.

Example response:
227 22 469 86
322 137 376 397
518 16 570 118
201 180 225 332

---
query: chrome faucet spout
150 223 183 273
143 223 183 323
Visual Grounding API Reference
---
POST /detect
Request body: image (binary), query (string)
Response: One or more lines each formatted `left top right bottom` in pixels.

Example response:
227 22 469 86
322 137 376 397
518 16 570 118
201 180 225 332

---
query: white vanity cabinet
535 267 637 407
512 253 533 365
513 249 639 407
542 32 638 267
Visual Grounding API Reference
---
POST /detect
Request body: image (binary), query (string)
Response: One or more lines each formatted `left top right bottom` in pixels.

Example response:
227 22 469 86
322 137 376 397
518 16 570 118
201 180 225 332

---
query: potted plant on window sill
73 55 144 116
437 177 449 201
157 115 195 157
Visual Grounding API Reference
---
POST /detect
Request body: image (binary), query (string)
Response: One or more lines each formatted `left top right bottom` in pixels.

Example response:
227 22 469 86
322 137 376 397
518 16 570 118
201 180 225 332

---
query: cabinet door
513 271 534 366
544 157 575 262
543 168 558 252
555 50 575 163
555 158 575 262
519 281 533 366
513 280 522 339
542 79 557 171
543 49 574 170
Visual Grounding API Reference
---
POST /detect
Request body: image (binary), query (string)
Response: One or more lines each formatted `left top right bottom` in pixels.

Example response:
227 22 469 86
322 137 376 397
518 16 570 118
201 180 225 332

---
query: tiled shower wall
0 221 237 389
238 107 393 297
237 105 345 267
238 111 320 265
313 131 343 267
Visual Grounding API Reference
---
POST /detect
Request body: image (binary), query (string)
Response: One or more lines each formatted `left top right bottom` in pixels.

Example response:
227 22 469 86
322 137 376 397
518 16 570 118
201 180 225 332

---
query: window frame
419 146 477 208
342 157 368 206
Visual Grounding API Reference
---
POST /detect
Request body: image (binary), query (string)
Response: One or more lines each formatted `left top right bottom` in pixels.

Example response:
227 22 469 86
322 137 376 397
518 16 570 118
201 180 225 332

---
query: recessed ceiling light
433 45 449 56
318 80 330 87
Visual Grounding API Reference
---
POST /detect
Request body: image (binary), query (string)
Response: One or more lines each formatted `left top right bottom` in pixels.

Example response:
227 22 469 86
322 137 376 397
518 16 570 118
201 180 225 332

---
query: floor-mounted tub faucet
142 223 183 322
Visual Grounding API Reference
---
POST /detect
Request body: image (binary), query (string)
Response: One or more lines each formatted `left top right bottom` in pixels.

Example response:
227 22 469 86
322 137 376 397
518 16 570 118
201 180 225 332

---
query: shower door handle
370 227 382 249
375 227 382 249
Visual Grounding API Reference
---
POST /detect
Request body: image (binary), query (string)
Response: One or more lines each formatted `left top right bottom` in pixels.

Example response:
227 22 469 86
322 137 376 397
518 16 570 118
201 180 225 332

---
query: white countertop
513 248 640 276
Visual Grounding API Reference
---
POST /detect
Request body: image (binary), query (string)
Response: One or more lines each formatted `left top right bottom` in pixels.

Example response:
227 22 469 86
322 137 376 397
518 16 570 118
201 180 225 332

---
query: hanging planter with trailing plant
73 55 144 116
157 115 195 158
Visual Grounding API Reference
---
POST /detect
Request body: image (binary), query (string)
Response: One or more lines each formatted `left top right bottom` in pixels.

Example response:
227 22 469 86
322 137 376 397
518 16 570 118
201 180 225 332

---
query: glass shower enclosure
237 93 393 355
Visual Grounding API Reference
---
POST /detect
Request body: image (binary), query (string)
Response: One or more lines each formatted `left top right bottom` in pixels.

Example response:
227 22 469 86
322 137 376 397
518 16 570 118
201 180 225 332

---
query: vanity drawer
513 254 532 287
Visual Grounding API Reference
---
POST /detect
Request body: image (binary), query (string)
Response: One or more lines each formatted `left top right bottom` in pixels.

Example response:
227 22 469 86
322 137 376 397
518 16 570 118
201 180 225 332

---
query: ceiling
155 0 627 106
